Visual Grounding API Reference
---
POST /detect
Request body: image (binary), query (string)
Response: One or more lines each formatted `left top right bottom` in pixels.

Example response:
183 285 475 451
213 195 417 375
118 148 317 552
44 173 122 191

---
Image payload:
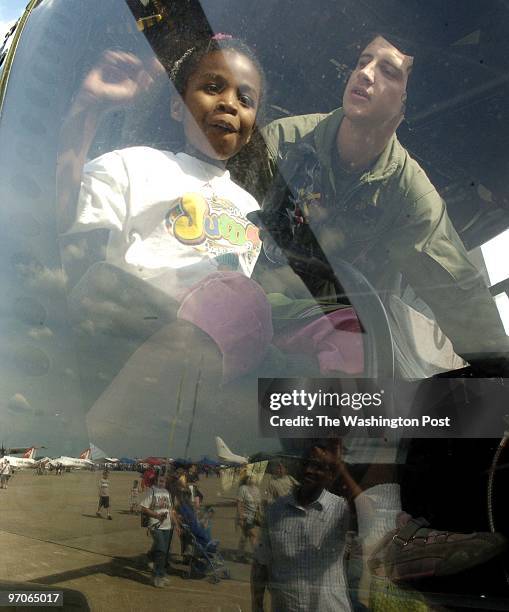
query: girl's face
172 50 261 162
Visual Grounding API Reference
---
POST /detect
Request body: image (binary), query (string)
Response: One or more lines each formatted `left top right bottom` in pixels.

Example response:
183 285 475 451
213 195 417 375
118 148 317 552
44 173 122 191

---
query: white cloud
28 326 53 340
15 259 68 293
78 319 96 335
74 294 152 339
29 266 68 292
7 393 31 413
0 20 15 40
63 241 87 261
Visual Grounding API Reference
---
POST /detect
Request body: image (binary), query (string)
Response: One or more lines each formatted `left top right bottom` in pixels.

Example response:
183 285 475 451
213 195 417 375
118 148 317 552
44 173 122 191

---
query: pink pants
178 272 364 381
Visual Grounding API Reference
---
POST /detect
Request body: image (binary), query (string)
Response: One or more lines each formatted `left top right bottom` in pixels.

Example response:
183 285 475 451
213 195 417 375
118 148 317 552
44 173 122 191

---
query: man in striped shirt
251 446 352 612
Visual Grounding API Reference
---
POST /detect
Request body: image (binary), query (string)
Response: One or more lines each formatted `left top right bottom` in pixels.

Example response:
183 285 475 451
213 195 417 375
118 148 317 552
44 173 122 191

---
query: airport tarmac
0 471 253 611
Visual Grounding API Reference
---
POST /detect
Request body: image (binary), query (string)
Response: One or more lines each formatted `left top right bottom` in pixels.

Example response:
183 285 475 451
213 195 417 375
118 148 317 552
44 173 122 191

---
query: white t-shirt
98 478 109 497
139 486 172 530
68 148 261 299
238 484 261 523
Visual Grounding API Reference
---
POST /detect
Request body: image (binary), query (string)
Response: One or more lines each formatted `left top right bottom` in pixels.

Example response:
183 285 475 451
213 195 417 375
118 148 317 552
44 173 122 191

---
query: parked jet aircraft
2 447 38 469
49 449 94 470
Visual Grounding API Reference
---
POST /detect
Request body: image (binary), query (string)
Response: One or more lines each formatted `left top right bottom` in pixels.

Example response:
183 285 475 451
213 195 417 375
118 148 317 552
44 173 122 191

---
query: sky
0 0 507 460
0 0 26 39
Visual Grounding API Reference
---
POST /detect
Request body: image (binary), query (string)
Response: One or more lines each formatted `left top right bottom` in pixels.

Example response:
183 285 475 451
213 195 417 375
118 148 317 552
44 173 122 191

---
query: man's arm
140 505 167 522
139 491 166 522
337 461 363 501
391 190 509 366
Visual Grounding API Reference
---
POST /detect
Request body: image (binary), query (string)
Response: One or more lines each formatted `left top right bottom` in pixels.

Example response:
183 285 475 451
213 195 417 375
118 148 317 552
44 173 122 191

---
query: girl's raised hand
76 50 163 111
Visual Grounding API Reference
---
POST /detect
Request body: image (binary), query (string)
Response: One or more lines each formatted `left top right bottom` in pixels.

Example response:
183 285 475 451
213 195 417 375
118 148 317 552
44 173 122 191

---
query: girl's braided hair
167 35 266 110
163 35 269 197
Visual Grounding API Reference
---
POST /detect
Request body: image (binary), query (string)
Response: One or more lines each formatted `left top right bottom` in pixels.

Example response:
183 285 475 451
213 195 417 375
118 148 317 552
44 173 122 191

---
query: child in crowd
96 470 112 520
129 479 140 513
198 506 215 541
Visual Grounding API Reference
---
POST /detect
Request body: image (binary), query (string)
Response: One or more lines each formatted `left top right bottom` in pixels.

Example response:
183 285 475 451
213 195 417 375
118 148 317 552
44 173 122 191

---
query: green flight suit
255 108 508 366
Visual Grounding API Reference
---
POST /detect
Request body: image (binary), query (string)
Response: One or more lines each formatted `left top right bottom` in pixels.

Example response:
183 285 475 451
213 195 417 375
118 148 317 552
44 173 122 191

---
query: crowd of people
135 463 218 587
132 460 302 590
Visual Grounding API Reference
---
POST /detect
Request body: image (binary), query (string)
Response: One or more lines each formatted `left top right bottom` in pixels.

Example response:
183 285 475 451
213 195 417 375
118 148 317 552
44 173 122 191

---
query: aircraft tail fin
215 436 247 464
23 447 36 459
79 448 91 460
215 436 232 459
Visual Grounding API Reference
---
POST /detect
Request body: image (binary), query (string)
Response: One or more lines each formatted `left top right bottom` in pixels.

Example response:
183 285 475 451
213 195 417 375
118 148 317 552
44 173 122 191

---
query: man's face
343 36 413 127
300 449 337 494
275 463 286 477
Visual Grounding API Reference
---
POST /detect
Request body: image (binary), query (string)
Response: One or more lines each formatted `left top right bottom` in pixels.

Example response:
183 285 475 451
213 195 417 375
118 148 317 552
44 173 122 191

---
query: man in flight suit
251 33 509 591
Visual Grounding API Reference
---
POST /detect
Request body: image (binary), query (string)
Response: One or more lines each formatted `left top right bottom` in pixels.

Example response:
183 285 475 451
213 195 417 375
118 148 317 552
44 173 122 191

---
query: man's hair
353 32 418 81
351 31 421 116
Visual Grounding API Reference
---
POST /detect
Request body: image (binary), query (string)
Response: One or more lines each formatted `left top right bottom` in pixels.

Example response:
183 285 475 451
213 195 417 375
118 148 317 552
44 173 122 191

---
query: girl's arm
57 50 160 233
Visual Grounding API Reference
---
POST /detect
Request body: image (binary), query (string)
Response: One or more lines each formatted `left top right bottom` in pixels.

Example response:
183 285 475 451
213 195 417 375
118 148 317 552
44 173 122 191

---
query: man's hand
75 50 163 112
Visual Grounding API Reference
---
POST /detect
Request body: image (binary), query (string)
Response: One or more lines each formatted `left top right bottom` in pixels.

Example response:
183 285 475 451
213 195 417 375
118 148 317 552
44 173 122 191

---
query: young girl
57 35 276 453
129 479 140 513
58 36 265 300
59 34 273 376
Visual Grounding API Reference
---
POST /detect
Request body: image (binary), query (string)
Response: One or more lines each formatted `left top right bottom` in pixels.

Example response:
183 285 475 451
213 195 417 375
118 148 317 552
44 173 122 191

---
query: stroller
179 503 230 583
